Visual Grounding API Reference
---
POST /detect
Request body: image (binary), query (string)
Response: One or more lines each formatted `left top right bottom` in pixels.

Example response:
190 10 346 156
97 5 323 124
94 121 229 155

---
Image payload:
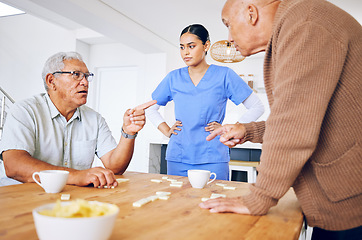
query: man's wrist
121 128 137 139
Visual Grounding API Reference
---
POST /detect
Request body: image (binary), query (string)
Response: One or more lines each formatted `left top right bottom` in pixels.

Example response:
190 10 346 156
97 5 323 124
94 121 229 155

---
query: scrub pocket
166 135 182 161
71 139 97 169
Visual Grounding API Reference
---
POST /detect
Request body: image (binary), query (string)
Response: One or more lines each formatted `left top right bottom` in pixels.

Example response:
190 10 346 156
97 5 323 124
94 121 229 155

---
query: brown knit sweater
242 0 362 231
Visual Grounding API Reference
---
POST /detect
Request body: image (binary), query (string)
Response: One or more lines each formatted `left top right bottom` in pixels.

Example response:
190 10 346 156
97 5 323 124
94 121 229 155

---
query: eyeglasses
52 71 94 82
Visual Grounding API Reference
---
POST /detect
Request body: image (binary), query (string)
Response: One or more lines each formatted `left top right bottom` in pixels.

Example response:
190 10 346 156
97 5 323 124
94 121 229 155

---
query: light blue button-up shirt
0 93 117 185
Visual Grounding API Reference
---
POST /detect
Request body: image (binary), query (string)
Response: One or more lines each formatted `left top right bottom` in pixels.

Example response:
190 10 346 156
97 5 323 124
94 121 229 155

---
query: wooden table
0 172 303 240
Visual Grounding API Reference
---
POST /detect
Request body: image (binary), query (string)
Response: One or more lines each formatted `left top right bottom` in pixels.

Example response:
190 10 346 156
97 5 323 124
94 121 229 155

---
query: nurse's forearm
158 122 171 137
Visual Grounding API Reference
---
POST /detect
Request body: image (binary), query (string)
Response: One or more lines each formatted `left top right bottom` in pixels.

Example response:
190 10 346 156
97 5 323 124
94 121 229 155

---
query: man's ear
45 73 56 91
247 4 258 25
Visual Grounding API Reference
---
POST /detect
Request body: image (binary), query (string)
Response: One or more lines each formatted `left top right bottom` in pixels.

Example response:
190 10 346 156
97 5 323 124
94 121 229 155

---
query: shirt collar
44 94 82 121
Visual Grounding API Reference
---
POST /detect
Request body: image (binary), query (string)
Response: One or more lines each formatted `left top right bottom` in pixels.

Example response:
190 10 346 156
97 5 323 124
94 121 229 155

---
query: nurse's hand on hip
205 121 221 132
158 121 182 138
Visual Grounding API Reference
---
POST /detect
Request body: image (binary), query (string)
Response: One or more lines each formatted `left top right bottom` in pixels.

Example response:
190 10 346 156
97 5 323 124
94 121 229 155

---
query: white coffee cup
32 170 69 193
187 169 217 189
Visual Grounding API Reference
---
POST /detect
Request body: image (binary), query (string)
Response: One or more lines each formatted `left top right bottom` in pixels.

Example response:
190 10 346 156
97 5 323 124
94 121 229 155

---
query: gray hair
42 52 84 91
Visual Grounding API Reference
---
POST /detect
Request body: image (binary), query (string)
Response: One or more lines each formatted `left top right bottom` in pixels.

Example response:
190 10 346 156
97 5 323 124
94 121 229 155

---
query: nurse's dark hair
180 24 210 45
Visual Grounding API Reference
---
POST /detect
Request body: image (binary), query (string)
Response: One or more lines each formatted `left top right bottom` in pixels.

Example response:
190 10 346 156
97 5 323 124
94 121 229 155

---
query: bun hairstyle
180 24 210 54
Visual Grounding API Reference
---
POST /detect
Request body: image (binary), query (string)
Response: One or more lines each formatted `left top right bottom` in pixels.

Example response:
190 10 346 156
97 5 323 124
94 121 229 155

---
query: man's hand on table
123 100 157 135
68 167 118 188
199 197 251 214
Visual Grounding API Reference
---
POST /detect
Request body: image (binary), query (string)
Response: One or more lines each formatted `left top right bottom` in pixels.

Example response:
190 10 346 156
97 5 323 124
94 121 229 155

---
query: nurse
146 24 264 180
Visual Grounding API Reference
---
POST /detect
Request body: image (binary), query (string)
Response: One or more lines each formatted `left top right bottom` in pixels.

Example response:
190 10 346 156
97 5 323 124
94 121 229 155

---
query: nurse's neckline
187 64 212 87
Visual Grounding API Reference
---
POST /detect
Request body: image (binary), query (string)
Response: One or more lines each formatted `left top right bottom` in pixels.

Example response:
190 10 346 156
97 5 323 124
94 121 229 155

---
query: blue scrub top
152 64 252 164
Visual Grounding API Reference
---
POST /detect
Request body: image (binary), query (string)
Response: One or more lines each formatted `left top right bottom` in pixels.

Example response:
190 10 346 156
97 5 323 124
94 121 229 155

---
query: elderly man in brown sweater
200 0 362 239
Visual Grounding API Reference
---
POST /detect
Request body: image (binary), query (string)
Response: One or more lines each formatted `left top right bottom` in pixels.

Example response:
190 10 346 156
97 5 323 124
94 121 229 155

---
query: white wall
207 52 265 90
0 14 76 101
87 43 173 172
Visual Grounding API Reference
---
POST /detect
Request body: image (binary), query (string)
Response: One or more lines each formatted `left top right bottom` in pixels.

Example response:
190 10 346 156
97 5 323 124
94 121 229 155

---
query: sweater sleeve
243 21 346 215
242 121 265 144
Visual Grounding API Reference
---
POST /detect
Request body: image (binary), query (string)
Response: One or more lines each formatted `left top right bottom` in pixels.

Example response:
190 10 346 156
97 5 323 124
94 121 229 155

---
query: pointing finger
206 127 224 141
135 100 157 111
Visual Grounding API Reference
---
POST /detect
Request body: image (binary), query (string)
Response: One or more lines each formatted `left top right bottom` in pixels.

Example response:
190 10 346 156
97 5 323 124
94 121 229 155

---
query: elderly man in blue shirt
0 52 156 188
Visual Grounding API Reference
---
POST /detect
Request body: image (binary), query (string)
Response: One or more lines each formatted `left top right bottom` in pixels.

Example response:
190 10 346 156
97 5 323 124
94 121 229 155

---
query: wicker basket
210 40 245 63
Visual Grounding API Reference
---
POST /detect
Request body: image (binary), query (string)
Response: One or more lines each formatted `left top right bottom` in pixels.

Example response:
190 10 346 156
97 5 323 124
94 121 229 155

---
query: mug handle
207 172 217 185
32 172 43 188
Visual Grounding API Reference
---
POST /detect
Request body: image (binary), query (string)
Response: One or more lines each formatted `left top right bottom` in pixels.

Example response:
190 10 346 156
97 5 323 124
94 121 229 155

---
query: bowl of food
32 199 119 240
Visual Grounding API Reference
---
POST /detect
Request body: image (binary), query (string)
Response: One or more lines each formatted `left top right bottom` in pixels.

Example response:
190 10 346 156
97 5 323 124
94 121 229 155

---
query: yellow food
39 199 116 218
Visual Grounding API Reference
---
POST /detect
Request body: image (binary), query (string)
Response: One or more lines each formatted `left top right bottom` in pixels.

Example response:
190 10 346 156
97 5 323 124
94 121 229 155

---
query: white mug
187 169 217 189
32 170 69 193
